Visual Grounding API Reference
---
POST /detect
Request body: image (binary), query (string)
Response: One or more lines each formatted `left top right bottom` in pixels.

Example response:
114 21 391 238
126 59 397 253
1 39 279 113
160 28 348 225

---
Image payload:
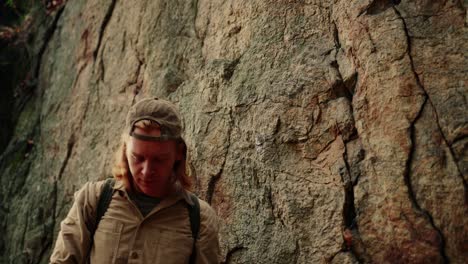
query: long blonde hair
111 120 192 192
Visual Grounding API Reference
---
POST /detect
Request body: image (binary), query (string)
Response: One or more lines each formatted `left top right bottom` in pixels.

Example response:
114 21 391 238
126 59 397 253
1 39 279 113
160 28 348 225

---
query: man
50 97 220 263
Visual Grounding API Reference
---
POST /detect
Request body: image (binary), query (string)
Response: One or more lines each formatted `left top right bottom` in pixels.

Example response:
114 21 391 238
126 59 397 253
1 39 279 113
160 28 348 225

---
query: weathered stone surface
330 251 359 264
0 0 466 263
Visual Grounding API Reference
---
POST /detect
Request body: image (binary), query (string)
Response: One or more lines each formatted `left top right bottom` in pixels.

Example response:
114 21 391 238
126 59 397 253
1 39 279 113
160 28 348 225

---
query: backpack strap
95 178 115 232
187 193 201 264
87 178 115 260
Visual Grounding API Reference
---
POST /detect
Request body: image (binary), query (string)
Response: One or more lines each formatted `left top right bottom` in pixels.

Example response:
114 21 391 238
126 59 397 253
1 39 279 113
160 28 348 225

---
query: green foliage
3 0 35 9
5 0 16 8
2 0 36 21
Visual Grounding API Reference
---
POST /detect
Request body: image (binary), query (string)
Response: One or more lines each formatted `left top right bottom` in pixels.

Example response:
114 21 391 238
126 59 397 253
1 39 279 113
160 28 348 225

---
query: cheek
153 160 172 175
163 160 177 173
127 159 141 175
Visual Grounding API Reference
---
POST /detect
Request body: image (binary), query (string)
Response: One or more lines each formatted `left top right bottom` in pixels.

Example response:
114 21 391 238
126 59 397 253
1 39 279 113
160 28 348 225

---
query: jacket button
130 251 138 259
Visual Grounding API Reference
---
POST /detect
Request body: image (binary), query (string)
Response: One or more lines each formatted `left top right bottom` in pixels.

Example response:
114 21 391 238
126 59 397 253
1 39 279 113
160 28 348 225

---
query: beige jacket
50 180 220 264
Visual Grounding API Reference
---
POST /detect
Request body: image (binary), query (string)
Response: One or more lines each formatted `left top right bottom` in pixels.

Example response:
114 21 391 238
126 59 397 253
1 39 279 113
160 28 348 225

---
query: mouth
140 179 155 185
139 177 162 186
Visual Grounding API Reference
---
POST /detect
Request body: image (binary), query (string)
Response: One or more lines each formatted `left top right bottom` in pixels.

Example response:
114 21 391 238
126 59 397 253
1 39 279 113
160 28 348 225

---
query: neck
130 179 174 198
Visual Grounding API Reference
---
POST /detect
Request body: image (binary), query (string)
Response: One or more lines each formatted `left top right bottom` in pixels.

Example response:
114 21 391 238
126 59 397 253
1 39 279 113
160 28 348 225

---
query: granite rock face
0 0 466 263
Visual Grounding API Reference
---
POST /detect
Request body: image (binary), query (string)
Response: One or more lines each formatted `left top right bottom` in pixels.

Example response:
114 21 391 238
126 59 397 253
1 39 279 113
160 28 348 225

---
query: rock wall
0 0 466 263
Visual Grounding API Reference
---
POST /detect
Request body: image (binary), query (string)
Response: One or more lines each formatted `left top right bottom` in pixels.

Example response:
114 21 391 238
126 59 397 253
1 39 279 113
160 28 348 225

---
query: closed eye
154 156 169 162
131 153 144 162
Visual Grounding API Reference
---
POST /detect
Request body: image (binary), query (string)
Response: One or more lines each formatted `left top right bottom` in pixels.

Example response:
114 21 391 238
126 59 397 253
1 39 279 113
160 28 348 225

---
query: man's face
126 127 181 197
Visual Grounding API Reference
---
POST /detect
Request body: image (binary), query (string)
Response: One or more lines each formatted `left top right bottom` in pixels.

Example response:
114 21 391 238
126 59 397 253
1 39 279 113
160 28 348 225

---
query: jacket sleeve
196 200 221 264
50 181 103 264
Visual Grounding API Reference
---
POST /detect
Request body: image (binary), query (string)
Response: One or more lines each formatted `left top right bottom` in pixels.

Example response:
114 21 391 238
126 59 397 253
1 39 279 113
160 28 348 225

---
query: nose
141 161 156 178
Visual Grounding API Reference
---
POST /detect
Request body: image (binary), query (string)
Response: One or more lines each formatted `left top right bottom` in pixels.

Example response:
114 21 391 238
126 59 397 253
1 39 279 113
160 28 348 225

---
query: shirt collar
112 179 194 206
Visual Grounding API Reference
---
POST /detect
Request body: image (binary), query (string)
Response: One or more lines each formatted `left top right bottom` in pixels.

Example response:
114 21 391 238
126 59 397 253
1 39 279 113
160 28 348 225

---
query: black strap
187 193 201 264
87 178 115 262
95 178 115 232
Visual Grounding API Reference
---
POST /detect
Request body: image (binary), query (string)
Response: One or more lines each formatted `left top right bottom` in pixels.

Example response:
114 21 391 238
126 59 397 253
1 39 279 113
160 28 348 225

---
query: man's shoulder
197 198 216 215
183 192 215 214
74 179 110 203
191 195 219 232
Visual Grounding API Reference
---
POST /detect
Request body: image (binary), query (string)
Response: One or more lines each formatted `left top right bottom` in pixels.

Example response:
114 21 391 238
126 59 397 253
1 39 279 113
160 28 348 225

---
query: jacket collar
113 179 194 207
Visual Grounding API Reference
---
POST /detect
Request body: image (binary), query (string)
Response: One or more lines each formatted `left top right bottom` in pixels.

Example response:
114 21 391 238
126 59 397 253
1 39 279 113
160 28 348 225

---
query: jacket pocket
90 219 123 264
152 229 193 264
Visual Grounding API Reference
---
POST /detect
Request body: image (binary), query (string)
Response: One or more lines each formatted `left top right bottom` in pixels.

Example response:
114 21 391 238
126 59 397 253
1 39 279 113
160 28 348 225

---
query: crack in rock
393 7 467 200
404 97 449 263
34 7 65 78
330 20 367 263
332 21 341 50
330 61 354 102
341 143 366 264
222 246 247 264
192 0 199 37
342 146 356 230
57 134 75 181
222 58 240 81
358 0 401 17
206 108 233 204
293 240 300 264
330 22 358 101
267 187 286 228
35 230 53 264
130 58 144 105
20 207 30 257
93 0 118 60
206 166 223 205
